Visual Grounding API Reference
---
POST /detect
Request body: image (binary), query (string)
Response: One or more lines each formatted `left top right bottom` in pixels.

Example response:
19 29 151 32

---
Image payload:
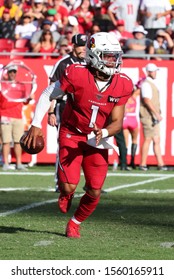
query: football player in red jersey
24 32 133 238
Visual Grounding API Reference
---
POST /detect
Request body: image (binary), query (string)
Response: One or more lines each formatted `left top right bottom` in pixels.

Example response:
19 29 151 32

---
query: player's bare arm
48 100 57 127
93 105 125 146
106 104 125 135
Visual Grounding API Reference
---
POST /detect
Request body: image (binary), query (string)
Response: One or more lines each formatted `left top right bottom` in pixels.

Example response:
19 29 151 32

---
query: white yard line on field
0 172 54 176
106 175 174 192
107 173 174 177
132 189 174 193
0 194 82 217
0 173 173 217
0 187 30 191
0 199 56 217
0 187 55 192
1 171 174 177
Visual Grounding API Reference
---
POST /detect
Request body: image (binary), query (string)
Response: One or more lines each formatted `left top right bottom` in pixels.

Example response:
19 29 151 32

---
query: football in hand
20 133 44 154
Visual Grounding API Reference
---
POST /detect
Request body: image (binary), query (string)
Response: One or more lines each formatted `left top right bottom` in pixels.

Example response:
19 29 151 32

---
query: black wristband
48 112 55 116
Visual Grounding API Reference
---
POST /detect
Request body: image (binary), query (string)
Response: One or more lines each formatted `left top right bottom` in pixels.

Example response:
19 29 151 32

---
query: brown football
20 133 44 154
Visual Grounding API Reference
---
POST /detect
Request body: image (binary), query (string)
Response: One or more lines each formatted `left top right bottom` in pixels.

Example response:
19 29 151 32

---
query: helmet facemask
86 32 123 76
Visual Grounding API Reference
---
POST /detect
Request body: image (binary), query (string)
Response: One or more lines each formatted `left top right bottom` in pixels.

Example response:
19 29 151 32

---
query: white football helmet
86 32 123 76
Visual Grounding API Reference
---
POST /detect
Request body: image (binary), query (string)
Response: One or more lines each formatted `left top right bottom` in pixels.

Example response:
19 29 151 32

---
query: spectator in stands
70 0 94 33
13 0 22 5
107 0 141 33
55 38 71 59
40 7 78 35
91 2 113 32
56 25 78 53
152 29 174 60
68 15 81 34
30 19 61 52
139 63 167 171
166 6 174 38
14 12 37 40
166 23 174 40
140 0 172 40
72 0 97 10
61 0 75 11
0 0 23 22
43 8 58 32
89 22 101 35
32 29 56 58
28 0 47 26
50 0 69 31
20 0 32 14
124 25 154 57
58 25 74 50
109 19 133 51
0 8 16 39
170 5 174 27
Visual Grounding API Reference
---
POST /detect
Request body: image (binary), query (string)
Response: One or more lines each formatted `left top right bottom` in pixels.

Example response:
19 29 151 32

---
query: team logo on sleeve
108 96 120 103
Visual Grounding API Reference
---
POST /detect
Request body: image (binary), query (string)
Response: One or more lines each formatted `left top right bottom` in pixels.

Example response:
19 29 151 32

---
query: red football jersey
60 64 133 134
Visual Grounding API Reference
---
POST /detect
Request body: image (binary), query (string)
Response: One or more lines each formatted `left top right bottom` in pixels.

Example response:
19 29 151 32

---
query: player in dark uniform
48 34 87 191
48 34 87 126
24 32 133 238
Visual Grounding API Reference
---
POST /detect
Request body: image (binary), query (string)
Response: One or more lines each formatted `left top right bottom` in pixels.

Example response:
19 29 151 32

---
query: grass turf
0 165 174 260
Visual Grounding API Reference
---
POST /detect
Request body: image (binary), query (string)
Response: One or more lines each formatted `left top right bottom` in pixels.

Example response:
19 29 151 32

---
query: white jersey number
89 105 99 128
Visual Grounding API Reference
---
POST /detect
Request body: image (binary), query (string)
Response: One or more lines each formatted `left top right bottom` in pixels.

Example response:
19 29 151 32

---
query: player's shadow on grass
0 225 65 237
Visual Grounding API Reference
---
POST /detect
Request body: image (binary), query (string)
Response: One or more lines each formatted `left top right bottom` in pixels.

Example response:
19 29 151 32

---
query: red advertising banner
1 58 173 166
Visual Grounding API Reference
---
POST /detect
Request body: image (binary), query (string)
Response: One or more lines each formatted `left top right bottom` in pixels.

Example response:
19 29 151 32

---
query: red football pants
58 125 108 189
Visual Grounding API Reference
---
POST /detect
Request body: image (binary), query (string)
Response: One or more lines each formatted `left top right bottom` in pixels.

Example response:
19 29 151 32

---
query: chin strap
86 49 121 76
86 49 99 67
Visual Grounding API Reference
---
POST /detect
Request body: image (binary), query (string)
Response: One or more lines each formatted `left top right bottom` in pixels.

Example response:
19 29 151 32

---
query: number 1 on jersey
89 105 99 127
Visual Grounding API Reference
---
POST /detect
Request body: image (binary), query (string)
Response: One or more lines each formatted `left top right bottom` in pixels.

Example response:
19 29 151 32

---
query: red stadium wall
1 58 173 166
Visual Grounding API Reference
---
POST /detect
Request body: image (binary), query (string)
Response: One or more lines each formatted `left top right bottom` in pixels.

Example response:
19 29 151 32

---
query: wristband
101 128 109 138
48 112 55 116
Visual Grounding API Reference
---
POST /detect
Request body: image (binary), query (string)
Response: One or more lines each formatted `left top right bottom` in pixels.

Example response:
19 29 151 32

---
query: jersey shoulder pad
64 64 86 77
118 72 133 93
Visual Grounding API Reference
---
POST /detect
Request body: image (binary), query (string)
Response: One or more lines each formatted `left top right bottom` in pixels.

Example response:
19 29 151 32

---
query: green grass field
0 165 174 260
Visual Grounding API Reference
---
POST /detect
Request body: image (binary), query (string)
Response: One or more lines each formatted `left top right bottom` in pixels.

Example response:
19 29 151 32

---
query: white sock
71 216 81 225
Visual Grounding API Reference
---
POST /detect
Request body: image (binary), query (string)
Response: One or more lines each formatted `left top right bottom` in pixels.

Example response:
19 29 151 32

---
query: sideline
0 171 174 177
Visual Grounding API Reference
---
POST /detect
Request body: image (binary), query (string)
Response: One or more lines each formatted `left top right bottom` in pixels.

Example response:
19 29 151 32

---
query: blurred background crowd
0 0 174 171
0 0 174 60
